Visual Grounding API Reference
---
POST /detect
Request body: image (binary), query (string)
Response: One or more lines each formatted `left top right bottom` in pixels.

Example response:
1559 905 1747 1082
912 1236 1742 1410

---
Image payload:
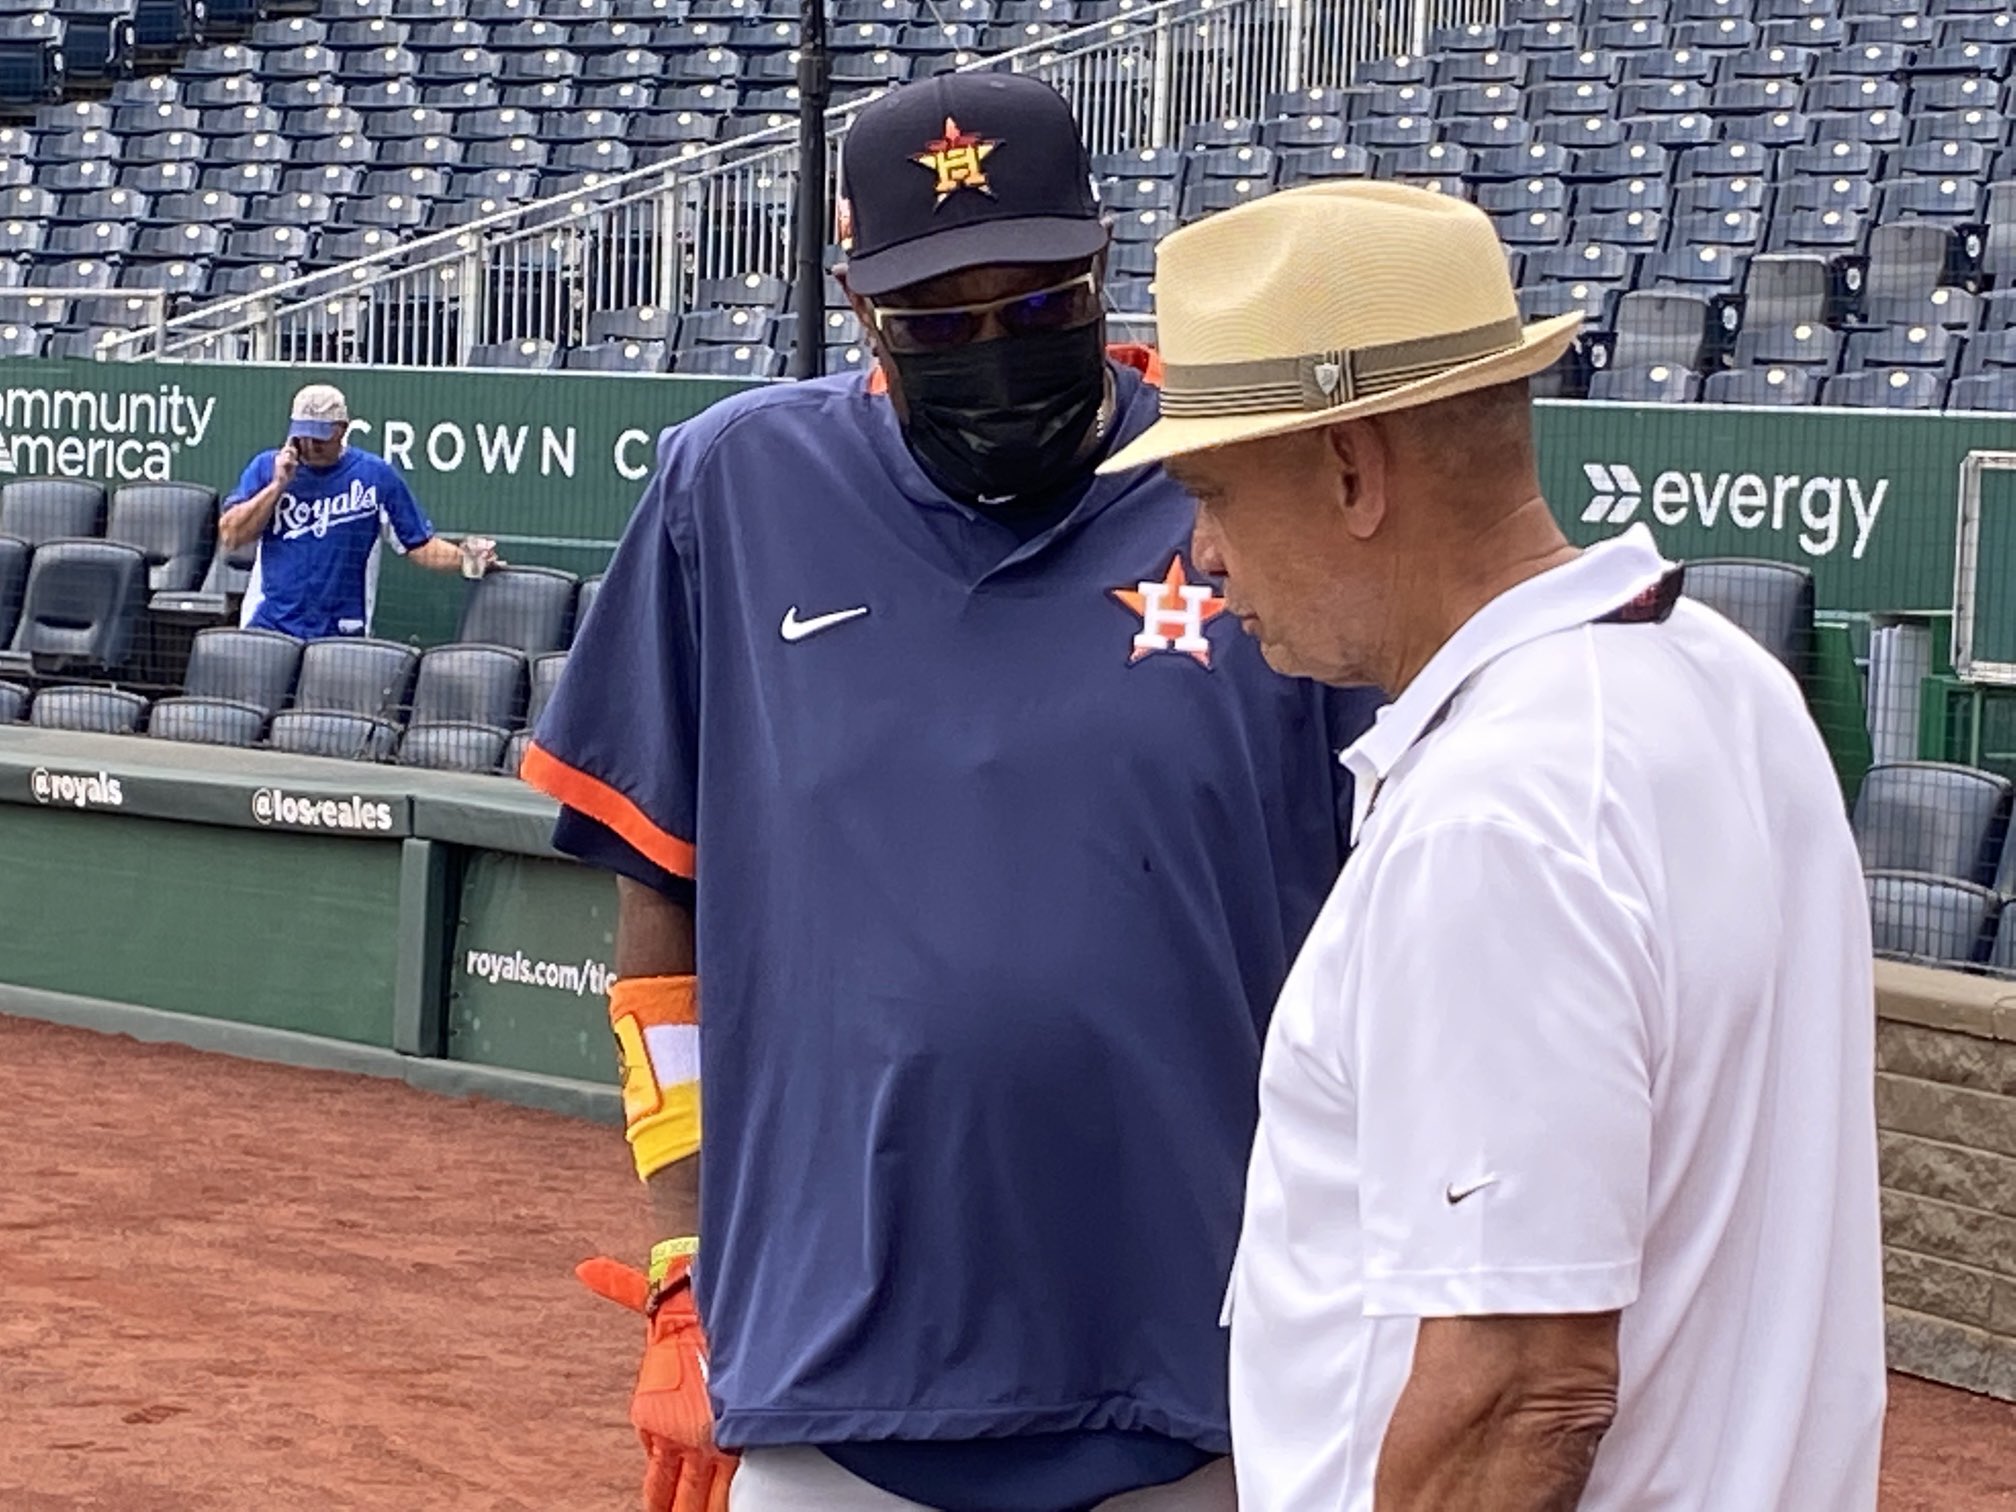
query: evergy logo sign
1581 461 1888 560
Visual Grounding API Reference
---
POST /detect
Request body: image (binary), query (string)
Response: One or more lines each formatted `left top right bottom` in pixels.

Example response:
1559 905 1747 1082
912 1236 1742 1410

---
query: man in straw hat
1102 182 1886 1511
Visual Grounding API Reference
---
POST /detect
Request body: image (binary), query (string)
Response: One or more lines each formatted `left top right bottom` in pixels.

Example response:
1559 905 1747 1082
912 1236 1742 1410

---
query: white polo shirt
1226 525 1886 1512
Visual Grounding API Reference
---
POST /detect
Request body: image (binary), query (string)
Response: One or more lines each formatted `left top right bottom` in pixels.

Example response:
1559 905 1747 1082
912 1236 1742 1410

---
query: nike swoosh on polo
780 604 870 642
1445 1175 1499 1206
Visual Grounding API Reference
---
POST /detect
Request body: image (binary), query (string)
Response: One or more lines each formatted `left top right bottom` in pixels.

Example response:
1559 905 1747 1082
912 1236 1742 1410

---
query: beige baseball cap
288 382 350 440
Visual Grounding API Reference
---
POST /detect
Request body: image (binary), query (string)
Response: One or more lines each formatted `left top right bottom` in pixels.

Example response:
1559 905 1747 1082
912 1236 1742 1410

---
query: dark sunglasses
869 270 1102 354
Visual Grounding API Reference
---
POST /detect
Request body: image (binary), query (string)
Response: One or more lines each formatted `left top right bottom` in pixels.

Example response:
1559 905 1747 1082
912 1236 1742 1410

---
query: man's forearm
616 877 700 1239
1373 1314 1619 1512
649 1155 700 1238
409 536 465 571
218 479 284 547
1375 1395 1606 1512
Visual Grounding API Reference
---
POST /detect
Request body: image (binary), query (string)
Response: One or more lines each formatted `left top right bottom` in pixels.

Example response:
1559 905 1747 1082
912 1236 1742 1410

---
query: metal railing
104 0 1499 366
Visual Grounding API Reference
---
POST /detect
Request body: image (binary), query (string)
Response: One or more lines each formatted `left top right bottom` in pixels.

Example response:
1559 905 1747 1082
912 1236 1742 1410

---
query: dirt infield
1 1013 2012 1512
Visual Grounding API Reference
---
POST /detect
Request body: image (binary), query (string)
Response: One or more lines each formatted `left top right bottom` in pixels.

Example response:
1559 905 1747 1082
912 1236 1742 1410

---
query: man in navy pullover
528 74 1380 1512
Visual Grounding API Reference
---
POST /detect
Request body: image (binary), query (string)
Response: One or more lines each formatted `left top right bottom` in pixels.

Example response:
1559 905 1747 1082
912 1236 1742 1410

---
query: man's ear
1327 419 1389 542
835 267 881 358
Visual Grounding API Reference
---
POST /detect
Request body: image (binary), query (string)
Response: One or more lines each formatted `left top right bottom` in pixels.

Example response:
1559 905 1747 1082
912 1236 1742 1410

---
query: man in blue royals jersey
220 382 497 639
526 73 1380 1512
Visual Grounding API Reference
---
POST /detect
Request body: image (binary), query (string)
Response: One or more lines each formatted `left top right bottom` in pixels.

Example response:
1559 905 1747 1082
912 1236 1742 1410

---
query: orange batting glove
576 1254 738 1512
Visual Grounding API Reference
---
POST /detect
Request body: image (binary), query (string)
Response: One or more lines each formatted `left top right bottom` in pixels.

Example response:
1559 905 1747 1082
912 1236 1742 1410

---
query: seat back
184 626 304 713
501 726 533 776
411 643 528 726
28 683 147 734
1866 869 2000 966
10 539 148 674
1683 558 1815 677
104 482 219 592
454 564 577 653
574 573 603 636
0 531 25 643
200 533 258 596
267 709 401 760
397 719 510 771
527 649 566 726
0 478 106 546
293 636 422 718
0 677 27 721
1852 761 2013 886
146 695 267 747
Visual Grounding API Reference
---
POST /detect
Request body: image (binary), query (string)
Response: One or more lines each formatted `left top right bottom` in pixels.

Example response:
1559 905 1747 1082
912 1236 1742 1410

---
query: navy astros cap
837 73 1106 298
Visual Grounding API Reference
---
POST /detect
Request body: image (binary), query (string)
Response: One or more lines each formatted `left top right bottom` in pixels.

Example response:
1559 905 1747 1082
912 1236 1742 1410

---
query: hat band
1157 316 1526 417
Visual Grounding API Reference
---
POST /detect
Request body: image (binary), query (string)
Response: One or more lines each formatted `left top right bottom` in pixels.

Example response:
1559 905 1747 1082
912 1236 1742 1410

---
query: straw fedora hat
1099 181 1583 473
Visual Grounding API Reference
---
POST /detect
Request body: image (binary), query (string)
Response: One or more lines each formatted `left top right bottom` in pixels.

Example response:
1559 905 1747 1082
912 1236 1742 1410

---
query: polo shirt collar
1341 522 1674 794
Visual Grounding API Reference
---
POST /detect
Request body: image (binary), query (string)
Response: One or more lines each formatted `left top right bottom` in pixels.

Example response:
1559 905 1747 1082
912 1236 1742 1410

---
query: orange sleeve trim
609 974 697 1028
519 740 696 880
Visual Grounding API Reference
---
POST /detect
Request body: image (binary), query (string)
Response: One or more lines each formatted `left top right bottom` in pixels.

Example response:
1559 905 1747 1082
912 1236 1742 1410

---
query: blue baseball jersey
224 445 435 639
526 358 1379 1485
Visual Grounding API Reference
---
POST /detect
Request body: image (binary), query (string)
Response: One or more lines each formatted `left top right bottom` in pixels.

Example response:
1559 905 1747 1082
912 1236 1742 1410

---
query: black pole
791 0 831 380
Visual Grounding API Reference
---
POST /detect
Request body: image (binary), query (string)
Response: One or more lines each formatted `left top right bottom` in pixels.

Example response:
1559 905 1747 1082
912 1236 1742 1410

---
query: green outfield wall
2 359 2010 624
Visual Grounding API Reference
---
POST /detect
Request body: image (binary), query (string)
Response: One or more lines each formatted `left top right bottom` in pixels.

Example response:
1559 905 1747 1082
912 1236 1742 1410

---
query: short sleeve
1353 818 1655 1319
522 438 700 883
376 465 435 551
224 451 272 509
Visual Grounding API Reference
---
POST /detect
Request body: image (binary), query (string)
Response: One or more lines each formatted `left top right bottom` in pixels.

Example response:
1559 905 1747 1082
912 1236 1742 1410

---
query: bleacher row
1854 759 2016 970
0 621 581 773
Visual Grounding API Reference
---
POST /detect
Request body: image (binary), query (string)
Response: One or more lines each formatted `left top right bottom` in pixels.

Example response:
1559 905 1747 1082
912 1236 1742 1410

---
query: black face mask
887 322 1108 506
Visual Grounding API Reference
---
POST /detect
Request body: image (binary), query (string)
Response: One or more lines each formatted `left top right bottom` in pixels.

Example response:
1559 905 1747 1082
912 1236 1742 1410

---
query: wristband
649 1236 701 1287
609 975 701 1181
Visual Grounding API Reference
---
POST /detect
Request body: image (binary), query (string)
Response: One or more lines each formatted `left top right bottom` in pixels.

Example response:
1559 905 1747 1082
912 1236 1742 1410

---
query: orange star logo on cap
914 116 997 205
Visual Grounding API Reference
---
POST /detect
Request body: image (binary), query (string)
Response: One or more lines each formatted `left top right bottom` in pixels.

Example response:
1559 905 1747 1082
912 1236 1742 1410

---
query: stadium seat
103 483 217 594
411 642 527 726
0 479 106 546
292 636 422 719
1853 761 2012 886
501 726 533 775
1702 366 1819 405
0 533 25 644
146 696 268 748
574 573 602 634
29 684 148 734
1822 367 1946 408
1866 869 2000 966
1844 324 1959 372
8 540 147 678
1948 373 2016 412
1733 320 1839 371
267 709 401 760
183 627 303 714
454 563 576 653
1683 558 1814 676
1588 362 1702 402
1611 288 1718 370
397 719 511 771
1865 221 1957 307
526 649 565 725
0 677 24 721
